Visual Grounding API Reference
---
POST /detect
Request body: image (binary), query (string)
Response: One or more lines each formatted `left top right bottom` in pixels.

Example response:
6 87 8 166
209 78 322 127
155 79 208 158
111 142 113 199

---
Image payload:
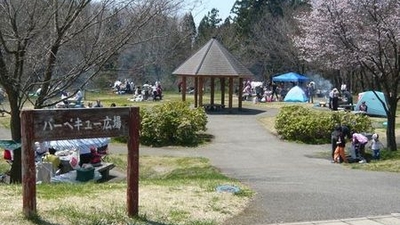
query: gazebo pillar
238 78 243 109
181 76 187 102
228 77 233 109
198 77 204 106
210 77 215 105
194 77 199 108
220 78 225 107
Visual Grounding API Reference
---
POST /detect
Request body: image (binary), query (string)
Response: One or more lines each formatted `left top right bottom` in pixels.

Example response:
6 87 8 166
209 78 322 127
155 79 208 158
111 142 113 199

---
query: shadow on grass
28 214 175 225
205 107 267 115
27 215 60 225
112 133 214 148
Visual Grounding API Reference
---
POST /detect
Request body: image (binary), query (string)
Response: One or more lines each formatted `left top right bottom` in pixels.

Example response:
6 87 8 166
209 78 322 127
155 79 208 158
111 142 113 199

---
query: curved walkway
137 108 400 225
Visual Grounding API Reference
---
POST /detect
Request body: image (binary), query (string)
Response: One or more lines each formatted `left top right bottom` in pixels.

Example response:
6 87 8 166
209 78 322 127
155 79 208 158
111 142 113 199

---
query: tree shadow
27 215 61 225
205 107 267 115
27 214 175 225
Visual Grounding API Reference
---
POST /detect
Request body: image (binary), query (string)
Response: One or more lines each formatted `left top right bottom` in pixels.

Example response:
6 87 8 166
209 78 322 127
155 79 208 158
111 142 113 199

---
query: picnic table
339 104 355 111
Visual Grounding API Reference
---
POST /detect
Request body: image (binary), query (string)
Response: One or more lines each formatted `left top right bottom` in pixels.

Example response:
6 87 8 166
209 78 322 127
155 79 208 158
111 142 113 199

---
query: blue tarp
43 138 110 154
0 140 21 150
284 86 308 102
0 138 110 153
354 91 387 117
272 72 309 82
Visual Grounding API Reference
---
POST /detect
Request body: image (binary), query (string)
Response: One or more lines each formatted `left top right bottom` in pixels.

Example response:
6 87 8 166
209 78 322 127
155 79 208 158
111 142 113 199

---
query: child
333 130 348 163
369 133 384 160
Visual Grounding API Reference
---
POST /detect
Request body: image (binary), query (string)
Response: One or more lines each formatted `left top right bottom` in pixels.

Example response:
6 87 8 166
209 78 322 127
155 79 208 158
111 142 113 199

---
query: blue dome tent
284 86 308 102
355 91 387 117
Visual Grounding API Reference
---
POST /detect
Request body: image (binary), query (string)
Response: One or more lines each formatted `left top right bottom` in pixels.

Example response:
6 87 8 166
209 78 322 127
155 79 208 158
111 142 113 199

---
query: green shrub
140 101 208 147
275 105 373 144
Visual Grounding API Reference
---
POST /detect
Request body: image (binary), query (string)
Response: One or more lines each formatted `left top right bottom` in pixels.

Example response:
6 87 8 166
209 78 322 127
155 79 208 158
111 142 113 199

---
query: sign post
20 107 140 217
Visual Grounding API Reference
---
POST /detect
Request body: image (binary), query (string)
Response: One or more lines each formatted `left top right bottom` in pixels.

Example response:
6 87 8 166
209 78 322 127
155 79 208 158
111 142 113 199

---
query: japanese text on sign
43 116 122 131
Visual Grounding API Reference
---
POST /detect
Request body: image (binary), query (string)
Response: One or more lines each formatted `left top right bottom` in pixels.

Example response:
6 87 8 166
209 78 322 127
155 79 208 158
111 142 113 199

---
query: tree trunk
8 91 22 183
386 95 397 151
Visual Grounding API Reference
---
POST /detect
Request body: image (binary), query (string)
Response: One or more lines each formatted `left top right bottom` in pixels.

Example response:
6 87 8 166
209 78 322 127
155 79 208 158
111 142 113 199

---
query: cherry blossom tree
294 0 400 151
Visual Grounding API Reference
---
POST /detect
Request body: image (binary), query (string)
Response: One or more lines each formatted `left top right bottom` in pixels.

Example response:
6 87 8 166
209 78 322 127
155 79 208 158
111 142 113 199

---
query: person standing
331 88 339 110
334 129 348 163
271 82 279 101
306 83 311 103
369 133 384 160
340 82 347 93
328 88 334 109
178 81 183 93
331 125 342 162
306 82 315 103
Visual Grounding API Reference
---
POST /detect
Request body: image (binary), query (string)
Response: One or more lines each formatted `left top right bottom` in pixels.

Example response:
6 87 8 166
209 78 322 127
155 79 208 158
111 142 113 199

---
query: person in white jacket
369 133 384 160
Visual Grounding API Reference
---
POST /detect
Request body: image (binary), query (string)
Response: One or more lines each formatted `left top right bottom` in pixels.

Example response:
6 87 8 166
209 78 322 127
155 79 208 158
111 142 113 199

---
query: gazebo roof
172 38 254 78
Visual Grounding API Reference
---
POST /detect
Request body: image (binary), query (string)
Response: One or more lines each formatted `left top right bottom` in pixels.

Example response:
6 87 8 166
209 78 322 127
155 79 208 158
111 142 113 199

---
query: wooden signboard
20 107 140 217
31 107 131 141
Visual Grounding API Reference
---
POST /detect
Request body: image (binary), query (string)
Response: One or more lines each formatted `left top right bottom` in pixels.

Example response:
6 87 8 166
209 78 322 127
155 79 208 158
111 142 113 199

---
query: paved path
134 108 400 225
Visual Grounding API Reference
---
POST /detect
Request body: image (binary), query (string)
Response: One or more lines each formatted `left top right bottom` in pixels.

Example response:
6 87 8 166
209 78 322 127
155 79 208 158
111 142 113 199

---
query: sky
191 0 237 26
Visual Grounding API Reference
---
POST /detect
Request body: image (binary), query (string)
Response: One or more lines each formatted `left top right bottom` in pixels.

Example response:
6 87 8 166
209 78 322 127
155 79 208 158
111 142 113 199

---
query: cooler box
76 167 95 182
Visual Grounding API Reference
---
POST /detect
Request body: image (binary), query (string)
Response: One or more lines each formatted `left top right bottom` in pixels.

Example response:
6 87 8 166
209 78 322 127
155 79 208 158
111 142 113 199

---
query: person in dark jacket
358 101 368 112
341 124 352 140
333 130 348 163
331 124 351 162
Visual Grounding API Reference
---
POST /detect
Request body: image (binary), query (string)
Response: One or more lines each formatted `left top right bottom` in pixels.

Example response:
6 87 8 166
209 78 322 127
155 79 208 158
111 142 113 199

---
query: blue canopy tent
272 72 309 82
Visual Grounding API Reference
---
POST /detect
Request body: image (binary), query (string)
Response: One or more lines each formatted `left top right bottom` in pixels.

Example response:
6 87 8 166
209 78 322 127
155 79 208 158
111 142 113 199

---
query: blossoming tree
294 0 400 151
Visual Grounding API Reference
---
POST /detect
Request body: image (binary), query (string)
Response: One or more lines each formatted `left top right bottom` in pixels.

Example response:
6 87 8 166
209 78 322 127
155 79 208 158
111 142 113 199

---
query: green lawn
0 155 252 225
1 91 400 225
0 91 252 225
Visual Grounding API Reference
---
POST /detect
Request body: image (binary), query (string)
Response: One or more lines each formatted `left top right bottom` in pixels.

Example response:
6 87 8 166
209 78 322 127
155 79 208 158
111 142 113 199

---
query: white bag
69 149 80 169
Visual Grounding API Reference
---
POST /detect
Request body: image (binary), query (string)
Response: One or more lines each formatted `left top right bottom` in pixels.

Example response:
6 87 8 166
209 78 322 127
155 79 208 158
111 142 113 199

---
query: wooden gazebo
172 38 254 111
